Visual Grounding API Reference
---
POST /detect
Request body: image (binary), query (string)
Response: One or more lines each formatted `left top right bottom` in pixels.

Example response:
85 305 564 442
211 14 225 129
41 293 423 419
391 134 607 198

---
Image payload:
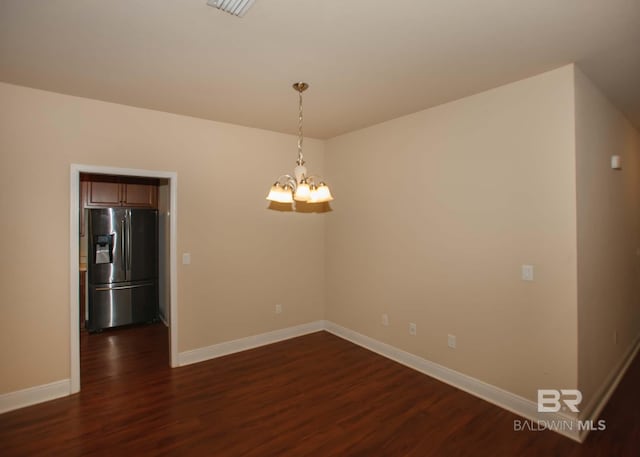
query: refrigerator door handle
120 218 126 271
127 210 132 271
95 282 154 291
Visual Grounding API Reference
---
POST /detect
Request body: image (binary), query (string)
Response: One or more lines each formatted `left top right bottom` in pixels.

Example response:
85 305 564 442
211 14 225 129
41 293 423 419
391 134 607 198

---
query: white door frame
69 164 179 393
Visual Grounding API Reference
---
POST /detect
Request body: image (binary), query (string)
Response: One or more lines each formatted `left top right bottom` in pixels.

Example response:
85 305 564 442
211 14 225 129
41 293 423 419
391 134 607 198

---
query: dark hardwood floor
1 324 638 456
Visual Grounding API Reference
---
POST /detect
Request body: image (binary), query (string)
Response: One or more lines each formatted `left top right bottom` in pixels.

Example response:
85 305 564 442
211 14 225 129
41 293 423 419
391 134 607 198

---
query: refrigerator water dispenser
94 234 113 264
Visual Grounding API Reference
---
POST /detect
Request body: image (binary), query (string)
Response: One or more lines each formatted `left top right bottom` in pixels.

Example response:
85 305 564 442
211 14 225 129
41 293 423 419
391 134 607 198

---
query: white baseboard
323 321 583 442
177 320 325 367
577 333 640 442
0 379 70 415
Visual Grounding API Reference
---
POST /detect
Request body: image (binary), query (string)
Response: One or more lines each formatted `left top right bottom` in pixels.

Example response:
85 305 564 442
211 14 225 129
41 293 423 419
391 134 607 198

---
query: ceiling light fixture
266 82 334 207
206 0 256 17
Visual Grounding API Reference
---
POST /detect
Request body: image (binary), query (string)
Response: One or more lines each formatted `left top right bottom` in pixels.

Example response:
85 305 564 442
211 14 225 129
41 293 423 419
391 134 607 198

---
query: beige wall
574 67 640 414
3 64 638 412
324 66 579 401
0 82 326 394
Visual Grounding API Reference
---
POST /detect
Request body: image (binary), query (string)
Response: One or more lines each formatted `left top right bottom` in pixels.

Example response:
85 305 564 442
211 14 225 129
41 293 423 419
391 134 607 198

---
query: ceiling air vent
206 0 256 17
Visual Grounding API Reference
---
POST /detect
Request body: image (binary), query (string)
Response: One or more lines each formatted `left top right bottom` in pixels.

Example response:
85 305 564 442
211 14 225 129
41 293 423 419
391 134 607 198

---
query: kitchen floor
81 323 169 385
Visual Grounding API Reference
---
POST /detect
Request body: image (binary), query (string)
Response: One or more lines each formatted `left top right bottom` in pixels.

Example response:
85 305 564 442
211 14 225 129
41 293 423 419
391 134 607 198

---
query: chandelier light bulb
266 184 281 202
294 181 311 201
315 183 334 202
266 184 293 203
307 185 320 203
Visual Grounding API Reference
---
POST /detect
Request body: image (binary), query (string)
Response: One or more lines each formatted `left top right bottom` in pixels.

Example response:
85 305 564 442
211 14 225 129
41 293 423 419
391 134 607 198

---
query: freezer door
88 208 127 284
127 209 158 282
88 281 158 331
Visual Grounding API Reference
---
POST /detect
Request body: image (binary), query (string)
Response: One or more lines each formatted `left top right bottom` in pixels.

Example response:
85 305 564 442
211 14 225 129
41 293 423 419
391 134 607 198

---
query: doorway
69 164 178 394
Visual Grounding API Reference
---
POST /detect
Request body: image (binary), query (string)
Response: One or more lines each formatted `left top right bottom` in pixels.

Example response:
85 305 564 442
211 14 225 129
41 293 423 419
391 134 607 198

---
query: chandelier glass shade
266 82 333 206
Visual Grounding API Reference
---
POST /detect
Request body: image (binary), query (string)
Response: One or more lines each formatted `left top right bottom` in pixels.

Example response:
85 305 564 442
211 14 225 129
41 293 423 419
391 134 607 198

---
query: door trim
69 164 179 393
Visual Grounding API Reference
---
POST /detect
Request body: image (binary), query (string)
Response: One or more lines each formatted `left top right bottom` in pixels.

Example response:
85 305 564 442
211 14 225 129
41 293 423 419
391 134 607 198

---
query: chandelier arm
303 175 328 186
274 174 298 189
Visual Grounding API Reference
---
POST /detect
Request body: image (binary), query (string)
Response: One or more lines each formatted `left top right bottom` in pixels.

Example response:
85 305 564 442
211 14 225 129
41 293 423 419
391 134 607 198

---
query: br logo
537 389 582 413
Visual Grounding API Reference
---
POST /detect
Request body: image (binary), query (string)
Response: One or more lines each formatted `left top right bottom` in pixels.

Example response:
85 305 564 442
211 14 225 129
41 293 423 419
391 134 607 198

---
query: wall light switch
521 264 534 281
182 253 191 265
409 322 417 336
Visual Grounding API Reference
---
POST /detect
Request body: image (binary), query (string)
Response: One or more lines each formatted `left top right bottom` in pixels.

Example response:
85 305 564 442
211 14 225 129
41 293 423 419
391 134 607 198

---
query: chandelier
266 82 334 206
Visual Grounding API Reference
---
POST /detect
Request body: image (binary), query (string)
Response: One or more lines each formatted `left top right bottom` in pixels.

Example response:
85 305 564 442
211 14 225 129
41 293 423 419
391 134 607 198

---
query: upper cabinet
82 176 158 209
122 183 157 208
86 181 122 207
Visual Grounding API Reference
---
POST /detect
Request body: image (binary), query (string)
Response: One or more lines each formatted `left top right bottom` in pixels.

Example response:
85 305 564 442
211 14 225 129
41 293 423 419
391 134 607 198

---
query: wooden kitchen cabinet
121 183 157 208
86 181 122 207
84 180 158 209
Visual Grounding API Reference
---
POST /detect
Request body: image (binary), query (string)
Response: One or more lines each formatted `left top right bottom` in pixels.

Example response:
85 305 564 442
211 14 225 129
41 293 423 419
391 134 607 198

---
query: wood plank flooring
1 324 638 456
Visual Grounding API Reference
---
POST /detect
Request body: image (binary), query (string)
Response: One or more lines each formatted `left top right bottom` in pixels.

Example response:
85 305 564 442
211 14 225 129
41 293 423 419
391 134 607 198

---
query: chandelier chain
297 90 304 165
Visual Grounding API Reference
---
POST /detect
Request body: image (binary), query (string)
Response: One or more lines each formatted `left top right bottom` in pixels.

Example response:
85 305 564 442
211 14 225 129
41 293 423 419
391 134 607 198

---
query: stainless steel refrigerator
87 208 158 332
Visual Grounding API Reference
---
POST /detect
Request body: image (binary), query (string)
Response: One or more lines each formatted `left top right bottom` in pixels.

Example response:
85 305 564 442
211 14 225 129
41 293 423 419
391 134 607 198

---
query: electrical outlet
409 322 417 336
521 264 534 281
381 313 389 326
448 334 457 349
275 304 283 314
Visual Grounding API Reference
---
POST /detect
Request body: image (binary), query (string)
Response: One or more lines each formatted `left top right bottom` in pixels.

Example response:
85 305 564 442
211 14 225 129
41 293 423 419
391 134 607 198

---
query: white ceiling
1 0 639 139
